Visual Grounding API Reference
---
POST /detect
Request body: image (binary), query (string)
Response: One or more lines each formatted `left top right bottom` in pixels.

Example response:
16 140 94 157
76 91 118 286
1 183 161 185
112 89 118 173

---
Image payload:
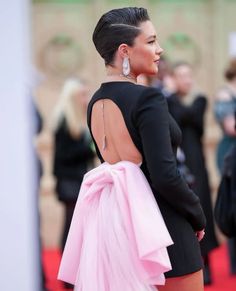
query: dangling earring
122 57 130 76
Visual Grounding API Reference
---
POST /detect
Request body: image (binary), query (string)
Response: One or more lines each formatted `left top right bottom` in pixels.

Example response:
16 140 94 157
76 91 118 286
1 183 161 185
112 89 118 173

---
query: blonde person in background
51 78 95 289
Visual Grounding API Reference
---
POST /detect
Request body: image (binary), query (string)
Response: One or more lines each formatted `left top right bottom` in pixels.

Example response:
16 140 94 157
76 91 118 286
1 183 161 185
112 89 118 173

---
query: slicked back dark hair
92 7 150 65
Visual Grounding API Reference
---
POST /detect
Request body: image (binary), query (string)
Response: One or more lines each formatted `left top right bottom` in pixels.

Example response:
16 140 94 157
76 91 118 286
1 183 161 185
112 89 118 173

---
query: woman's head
60 78 89 111
93 7 163 76
225 58 236 82
52 78 89 137
171 62 194 96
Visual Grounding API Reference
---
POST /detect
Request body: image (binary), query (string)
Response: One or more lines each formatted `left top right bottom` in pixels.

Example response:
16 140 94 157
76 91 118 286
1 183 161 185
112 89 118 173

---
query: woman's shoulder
99 81 161 95
133 84 165 103
89 82 164 108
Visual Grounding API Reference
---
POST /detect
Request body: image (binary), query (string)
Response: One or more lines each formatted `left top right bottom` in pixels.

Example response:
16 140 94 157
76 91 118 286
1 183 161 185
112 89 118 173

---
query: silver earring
122 57 130 76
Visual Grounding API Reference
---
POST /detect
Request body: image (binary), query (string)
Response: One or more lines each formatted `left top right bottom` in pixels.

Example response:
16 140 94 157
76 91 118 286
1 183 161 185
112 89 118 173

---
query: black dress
167 94 218 256
53 118 94 185
87 82 206 278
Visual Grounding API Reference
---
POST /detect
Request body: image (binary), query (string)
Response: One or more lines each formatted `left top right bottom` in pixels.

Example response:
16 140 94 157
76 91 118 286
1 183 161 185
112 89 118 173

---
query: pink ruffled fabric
58 161 173 291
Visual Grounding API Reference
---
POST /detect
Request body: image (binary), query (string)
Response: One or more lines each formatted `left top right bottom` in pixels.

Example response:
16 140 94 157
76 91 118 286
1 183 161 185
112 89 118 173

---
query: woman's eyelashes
147 39 157 45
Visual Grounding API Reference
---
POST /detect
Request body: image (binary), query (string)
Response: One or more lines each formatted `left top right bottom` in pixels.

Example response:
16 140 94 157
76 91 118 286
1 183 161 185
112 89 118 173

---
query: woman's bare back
91 98 142 165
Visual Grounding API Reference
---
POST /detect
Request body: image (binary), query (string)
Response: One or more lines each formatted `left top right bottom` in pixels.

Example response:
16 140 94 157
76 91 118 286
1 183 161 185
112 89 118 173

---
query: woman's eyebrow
146 35 156 40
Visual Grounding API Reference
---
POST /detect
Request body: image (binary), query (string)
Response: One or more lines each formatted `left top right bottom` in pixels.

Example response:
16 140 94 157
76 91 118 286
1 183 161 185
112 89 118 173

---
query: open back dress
87 81 206 277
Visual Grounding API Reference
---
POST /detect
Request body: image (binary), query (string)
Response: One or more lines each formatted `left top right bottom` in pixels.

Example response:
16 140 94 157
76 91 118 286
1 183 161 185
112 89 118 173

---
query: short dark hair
92 7 150 66
225 58 236 81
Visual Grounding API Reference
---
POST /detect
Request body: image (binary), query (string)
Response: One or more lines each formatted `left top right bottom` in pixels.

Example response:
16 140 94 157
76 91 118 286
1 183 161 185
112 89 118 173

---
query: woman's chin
149 69 158 76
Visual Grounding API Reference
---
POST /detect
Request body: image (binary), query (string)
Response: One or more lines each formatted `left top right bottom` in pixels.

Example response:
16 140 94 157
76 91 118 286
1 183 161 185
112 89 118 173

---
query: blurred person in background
214 59 236 171
138 56 175 97
52 78 95 289
214 58 236 276
151 55 176 98
137 72 195 189
149 57 194 189
167 62 218 285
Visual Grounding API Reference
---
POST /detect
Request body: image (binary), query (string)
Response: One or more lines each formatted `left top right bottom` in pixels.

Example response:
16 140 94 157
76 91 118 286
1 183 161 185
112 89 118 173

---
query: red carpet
43 244 236 291
204 244 236 291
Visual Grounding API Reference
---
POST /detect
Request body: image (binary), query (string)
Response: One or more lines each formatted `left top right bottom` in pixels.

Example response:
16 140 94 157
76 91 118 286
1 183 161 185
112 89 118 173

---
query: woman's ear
117 43 130 59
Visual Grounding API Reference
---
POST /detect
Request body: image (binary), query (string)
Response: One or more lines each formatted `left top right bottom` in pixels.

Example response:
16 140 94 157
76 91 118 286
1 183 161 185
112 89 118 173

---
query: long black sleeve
135 88 206 231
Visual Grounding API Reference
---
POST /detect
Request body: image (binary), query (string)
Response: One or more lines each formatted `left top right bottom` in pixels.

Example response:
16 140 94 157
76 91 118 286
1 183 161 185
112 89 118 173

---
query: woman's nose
158 47 164 55
156 44 164 55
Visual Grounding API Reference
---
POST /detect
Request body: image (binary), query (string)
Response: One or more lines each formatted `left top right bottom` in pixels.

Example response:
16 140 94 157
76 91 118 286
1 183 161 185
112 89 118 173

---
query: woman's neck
105 66 137 84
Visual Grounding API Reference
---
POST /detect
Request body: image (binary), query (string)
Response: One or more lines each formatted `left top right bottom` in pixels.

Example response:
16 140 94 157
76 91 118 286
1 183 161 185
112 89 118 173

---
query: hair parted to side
93 7 150 66
225 58 236 81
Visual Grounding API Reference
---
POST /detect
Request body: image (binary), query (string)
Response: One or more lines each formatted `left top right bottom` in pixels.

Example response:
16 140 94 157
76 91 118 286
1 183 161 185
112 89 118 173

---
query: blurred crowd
138 57 236 285
34 57 236 290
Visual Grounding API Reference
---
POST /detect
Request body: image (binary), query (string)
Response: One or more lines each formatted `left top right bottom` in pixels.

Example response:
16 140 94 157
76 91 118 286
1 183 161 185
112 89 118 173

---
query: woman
214 58 236 275
52 78 95 288
167 62 218 285
58 8 206 291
